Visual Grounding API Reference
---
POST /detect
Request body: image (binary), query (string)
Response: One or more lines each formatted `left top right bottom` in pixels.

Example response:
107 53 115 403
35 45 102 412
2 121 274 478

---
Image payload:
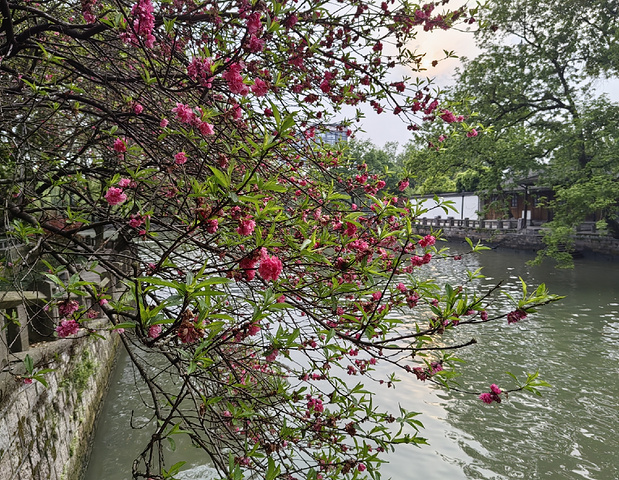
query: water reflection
84 247 619 480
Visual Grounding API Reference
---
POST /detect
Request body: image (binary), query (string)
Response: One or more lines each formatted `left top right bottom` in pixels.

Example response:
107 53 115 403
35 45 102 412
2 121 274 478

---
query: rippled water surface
84 247 619 480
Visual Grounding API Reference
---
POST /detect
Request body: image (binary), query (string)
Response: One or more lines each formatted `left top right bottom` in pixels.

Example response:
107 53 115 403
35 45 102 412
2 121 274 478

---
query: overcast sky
343 24 619 150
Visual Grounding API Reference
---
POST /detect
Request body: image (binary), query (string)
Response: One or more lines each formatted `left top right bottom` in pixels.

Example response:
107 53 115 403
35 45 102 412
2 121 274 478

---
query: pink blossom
411 255 424 267
480 310 488 321
246 35 265 53
205 219 218 233
222 63 249 96
358 463 366 472
149 324 162 339
160 118 169 128
113 138 127 153
81 0 97 23
172 103 196 124
104 187 127 206
259 255 283 282
507 309 527 324
479 392 494 404
265 349 278 362
396 282 407 293
56 319 80 338
133 103 143 114
239 257 258 280
247 322 260 336
118 178 131 188
129 216 143 228
490 384 502 395
23 377 33 385
187 57 214 87
58 299 80 318
129 0 155 47
284 13 298 29
175 152 187 165
251 78 269 97
246 12 262 35
236 218 256 236
115 328 125 334
199 121 215 136
413 367 428 381
418 235 436 248
344 222 357 237
467 128 478 137
439 109 461 123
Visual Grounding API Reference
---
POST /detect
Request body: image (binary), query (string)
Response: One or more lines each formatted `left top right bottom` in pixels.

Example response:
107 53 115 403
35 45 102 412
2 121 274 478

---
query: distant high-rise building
317 124 348 145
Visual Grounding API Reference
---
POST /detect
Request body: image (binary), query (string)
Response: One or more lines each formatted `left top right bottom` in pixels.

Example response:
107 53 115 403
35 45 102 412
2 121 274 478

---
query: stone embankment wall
0 327 120 480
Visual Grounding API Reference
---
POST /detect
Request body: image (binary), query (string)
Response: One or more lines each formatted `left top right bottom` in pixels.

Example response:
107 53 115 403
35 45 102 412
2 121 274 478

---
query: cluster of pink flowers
246 35 265 53
187 57 214 87
236 218 256 236
222 62 249 96
412 361 443 381
171 103 215 136
172 103 196 123
56 319 80 338
148 324 162 339
128 214 144 228
467 128 478 137
259 255 283 282
479 384 503 404
239 257 258 280
507 309 527 324
104 187 127 206
410 253 432 267
174 152 187 165
265 348 279 362
81 0 97 23
439 109 464 123
58 299 80 318
344 222 358 237
127 0 155 48
251 78 269 96
418 234 436 248
113 138 126 153
306 395 324 415
205 219 218 233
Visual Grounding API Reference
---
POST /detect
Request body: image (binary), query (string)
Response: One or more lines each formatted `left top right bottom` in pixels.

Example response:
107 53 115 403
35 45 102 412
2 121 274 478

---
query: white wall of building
412 193 479 220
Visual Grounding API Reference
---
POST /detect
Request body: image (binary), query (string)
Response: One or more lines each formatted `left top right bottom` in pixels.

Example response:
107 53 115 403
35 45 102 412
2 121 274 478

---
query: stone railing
0 269 114 369
0 264 126 480
417 216 521 230
417 217 600 234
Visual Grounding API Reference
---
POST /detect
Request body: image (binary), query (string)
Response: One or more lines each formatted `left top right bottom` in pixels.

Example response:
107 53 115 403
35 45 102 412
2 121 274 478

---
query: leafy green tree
345 139 403 193
404 0 619 263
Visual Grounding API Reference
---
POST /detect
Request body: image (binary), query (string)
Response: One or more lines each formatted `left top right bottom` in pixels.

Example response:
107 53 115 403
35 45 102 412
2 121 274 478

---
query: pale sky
341 24 481 148
344 22 619 150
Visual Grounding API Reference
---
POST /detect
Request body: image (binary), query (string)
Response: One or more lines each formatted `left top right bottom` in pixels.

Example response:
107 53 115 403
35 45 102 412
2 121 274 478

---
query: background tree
400 0 619 263
0 0 560 478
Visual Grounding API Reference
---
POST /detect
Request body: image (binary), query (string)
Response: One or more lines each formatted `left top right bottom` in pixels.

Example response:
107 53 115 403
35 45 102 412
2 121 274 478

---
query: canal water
84 246 619 480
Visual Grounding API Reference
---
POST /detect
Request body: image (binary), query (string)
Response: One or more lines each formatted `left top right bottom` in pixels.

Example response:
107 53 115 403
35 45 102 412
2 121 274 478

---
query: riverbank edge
414 225 619 257
0 323 120 480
